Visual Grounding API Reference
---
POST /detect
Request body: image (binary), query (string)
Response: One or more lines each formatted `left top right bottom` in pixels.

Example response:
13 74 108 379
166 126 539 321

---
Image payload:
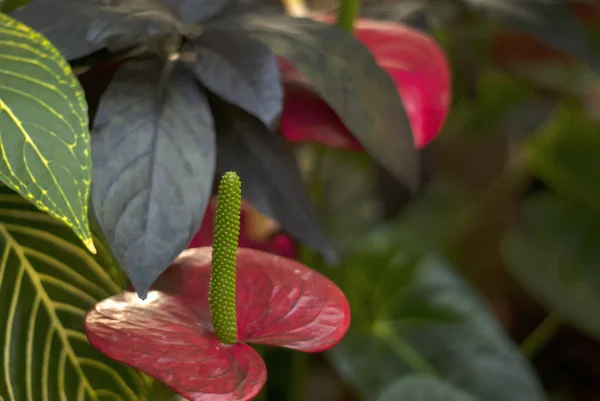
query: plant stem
286 352 309 401
520 313 562 359
336 0 360 33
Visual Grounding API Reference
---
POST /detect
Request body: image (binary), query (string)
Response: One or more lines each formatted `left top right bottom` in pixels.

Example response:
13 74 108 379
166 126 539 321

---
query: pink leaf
280 15 451 150
85 247 350 400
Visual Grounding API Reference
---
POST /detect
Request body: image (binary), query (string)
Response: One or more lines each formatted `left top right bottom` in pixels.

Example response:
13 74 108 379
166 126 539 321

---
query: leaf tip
83 236 97 254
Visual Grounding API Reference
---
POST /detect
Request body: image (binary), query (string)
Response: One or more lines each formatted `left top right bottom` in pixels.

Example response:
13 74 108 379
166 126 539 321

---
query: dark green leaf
211 14 419 191
183 28 282 128
0 184 148 401
502 193 600 340
524 105 600 213
91 57 216 299
464 0 597 68
329 252 546 401
211 99 335 262
10 0 181 61
0 13 96 253
377 375 476 401
325 181 545 401
161 0 231 24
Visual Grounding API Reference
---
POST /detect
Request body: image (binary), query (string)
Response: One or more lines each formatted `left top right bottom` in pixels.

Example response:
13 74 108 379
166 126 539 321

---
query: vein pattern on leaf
0 187 144 401
0 14 95 253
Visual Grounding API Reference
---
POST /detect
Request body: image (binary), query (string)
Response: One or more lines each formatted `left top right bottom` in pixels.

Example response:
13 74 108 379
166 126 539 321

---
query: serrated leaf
464 0 597 68
502 194 600 340
91 57 216 299
182 28 282 128
10 0 181 61
377 375 476 401
0 13 96 253
209 14 419 191
161 0 231 24
524 105 600 213
0 184 147 401
211 99 335 262
329 252 546 401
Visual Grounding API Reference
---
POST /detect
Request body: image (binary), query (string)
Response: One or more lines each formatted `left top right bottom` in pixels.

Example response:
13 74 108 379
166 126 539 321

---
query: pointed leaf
84 247 350 399
329 252 546 401
161 0 232 25
0 185 147 401
502 194 600 340
0 13 96 252
91 57 216 299
209 14 420 190
10 0 181 60
211 99 335 262
183 29 282 128
464 0 597 68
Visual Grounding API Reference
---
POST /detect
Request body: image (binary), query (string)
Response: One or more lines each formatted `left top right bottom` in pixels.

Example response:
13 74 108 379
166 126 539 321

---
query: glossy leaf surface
503 194 600 340
10 0 181 60
0 13 96 253
91 58 216 299
0 185 146 401
183 29 282 127
85 247 350 400
211 13 420 190
212 100 334 262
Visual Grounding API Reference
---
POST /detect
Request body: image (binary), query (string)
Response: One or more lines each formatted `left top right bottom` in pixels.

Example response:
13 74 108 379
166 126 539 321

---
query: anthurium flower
84 247 350 401
188 197 297 259
280 14 451 150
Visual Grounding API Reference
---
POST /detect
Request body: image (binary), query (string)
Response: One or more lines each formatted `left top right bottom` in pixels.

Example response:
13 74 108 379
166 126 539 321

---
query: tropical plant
1 0 600 400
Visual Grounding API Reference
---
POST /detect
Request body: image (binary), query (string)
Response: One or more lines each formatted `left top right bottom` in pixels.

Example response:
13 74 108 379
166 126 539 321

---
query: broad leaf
91 57 216 299
0 185 147 401
211 99 335 262
329 251 546 401
524 105 600 213
464 0 597 68
323 181 545 401
10 0 181 61
0 13 96 253
85 247 350 401
377 375 476 401
210 14 420 190
502 194 600 340
161 0 231 24
183 28 282 128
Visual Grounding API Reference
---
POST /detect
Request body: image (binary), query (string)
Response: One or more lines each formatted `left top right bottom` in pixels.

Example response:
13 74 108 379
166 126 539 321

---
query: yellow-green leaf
0 185 147 401
0 13 95 253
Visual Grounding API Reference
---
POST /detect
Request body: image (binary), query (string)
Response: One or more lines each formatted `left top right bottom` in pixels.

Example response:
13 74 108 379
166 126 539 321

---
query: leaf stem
336 0 360 33
209 172 242 344
520 313 561 359
372 321 438 377
286 352 309 401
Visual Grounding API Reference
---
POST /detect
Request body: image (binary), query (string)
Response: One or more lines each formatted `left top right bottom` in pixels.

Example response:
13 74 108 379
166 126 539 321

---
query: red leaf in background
280 15 451 150
85 247 350 401
189 198 297 259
